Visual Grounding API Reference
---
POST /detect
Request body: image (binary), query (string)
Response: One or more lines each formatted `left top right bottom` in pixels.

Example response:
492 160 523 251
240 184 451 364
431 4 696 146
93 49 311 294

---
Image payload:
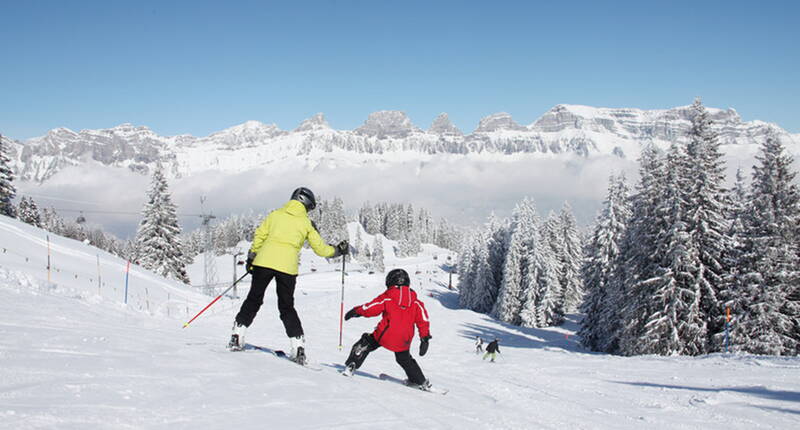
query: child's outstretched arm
348 292 389 319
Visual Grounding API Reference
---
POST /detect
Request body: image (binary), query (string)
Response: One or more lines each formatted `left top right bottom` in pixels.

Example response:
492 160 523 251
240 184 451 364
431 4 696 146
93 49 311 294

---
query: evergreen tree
527 225 562 328
714 167 749 351
135 164 190 284
685 99 732 351
493 198 537 325
623 141 708 356
733 134 800 355
0 135 16 218
558 202 584 313
615 144 668 355
579 174 631 352
17 197 43 228
485 213 509 309
470 232 497 314
372 235 385 273
456 236 478 309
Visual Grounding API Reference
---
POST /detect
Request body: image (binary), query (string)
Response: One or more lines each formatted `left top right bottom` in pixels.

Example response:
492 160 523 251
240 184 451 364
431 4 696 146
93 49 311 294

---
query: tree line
579 99 799 356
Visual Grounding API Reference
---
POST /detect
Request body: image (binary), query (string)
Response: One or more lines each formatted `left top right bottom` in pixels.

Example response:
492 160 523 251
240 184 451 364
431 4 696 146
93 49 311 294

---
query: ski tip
182 323 189 328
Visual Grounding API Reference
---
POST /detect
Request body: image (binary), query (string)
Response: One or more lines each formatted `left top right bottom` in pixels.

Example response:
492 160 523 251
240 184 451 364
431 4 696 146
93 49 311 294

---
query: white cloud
20 143 793 240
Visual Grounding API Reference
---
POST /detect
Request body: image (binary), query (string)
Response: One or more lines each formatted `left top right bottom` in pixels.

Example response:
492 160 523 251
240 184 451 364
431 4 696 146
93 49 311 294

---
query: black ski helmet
385 268 410 287
290 187 316 211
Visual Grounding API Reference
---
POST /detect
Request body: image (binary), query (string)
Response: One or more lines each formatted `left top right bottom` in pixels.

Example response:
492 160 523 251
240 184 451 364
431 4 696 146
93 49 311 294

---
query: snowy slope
1 215 799 429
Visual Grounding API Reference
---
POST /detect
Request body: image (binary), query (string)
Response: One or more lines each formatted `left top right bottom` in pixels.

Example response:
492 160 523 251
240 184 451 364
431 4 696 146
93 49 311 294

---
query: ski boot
290 335 307 366
228 322 246 351
341 362 356 377
406 378 432 391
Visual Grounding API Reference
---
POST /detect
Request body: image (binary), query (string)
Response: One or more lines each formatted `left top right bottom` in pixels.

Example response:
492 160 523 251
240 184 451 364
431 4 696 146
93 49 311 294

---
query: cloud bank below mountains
17 153 638 239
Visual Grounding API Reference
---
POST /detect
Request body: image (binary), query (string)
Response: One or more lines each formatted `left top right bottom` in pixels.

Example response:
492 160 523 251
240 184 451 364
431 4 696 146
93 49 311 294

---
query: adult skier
228 187 349 365
341 268 433 389
483 338 500 362
475 336 484 354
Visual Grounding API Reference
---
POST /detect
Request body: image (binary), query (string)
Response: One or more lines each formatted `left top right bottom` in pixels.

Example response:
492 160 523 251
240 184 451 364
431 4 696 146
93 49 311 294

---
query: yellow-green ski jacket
249 200 335 275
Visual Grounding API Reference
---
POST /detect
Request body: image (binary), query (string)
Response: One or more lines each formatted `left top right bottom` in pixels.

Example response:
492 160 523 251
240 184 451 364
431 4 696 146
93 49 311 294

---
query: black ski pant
235 266 303 338
345 333 427 385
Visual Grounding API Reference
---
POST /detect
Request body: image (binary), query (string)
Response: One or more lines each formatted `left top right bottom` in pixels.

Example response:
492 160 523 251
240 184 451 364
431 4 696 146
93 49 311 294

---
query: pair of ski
239 343 323 371
236 343 447 394
341 365 448 395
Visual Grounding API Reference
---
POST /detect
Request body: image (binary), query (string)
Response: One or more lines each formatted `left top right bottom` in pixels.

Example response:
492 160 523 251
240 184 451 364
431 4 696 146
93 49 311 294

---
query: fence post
124 261 131 305
97 254 102 296
47 235 51 283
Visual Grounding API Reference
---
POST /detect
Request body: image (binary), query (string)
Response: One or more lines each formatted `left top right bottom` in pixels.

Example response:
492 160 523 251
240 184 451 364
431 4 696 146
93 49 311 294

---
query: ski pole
183 272 249 328
338 255 346 350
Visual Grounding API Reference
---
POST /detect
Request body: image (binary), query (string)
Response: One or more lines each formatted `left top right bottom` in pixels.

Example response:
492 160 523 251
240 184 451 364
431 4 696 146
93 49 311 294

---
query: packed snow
1 215 799 429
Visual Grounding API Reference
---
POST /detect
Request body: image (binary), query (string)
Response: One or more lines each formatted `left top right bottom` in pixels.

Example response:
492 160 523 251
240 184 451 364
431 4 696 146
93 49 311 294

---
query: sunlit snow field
1 216 798 429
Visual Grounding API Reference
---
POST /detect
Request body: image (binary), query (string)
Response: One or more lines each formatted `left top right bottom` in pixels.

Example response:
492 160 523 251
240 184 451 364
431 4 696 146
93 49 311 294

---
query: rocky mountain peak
295 113 331 132
428 113 463 136
355 111 421 139
475 112 526 133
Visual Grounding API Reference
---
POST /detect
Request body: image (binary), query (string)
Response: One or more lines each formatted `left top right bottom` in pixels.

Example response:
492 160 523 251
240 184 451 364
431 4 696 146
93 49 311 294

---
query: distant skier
475 336 484 354
483 338 500 362
341 268 433 390
228 187 348 365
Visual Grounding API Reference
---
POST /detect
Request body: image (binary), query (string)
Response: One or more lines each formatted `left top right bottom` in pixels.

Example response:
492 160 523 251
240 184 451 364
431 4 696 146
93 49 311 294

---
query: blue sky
1 0 798 140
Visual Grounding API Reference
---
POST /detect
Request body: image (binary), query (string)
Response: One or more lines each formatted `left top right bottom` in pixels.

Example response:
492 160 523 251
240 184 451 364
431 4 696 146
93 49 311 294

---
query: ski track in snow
1 216 799 429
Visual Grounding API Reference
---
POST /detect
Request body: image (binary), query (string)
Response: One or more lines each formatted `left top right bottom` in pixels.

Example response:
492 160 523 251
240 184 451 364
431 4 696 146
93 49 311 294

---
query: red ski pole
183 272 248 328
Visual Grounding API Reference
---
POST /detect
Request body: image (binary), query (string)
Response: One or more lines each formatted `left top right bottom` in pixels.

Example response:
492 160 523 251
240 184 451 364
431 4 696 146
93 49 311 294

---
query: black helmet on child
385 268 410 287
290 187 316 211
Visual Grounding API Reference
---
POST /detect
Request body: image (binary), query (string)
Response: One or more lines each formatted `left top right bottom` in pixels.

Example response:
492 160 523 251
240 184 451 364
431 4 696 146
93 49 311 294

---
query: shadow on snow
458 314 585 352
613 381 800 406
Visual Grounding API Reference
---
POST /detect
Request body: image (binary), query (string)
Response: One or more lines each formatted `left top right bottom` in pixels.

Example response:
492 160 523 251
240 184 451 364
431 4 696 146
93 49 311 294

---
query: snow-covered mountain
5 104 797 182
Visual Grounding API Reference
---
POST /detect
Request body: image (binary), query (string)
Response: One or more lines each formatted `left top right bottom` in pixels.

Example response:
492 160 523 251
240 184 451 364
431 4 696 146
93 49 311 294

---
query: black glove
246 251 257 273
419 335 431 356
332 240 350 257
344 308 360 321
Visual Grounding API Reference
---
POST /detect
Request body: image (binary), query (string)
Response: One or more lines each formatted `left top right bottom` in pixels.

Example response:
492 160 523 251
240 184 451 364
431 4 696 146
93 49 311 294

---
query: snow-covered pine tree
684 99 732 351
484 213 509 310
17 197 43 227
733 133 800 355
523 209 563 328
558 202 584 313
611 145 666 355
458 230 492 312
417 208 434 244
578 175 631 351
578 173 630 352
372 234 385 273
493 198 537 325
330 197 348 242
457 234 478 308
528 225 563 327
134 164 190 284
713 167 750 351
0 135 16 218
385 205 403 240
470 232 497 314
622 141 707 356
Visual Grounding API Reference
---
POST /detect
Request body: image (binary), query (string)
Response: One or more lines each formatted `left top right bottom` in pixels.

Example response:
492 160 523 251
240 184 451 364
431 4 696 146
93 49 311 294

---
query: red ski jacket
353 285 431 352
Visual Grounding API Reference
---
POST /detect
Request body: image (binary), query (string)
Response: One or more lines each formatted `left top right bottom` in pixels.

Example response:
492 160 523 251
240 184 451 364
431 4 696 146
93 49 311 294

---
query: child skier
341 268 433 389
475 336 484 354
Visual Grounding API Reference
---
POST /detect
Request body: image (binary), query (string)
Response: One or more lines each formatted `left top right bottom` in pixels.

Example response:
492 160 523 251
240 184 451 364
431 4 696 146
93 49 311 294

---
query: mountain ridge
4 104 797 182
